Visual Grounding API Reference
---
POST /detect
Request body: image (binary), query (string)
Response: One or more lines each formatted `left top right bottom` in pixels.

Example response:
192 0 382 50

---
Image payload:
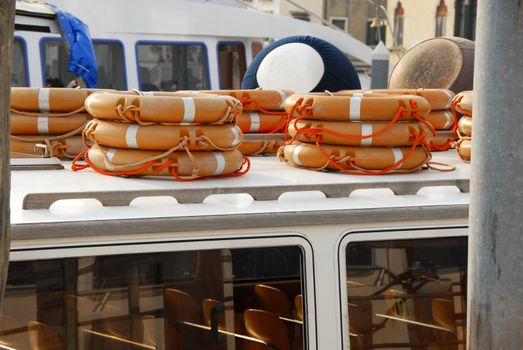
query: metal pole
0 0 15 312
370 41 389 89
468 1 523 349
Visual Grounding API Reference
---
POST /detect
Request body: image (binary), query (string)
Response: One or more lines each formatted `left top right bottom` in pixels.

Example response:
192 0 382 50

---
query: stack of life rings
72 91 250 180
10 87 93 158
337 89 457 151
194 89 292 156
278 91 439 175
453 91 473 162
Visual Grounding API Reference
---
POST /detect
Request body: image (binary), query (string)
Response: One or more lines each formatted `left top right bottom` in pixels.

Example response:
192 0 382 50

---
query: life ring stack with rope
72 91 250 180
182 89 293 156
278 92 447 175
337 89 457 151
452 91 473 162
9 87 95 159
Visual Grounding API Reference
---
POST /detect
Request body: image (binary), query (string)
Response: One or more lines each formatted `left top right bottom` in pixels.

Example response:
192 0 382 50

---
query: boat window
1 246 305 349
93 40 127 90
218 42 246 89
41 38 76 87
12 38 28 87
136 42 210 91
345 236 467 349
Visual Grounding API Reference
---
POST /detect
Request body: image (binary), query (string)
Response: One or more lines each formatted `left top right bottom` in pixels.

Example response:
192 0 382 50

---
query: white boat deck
11 151 470 226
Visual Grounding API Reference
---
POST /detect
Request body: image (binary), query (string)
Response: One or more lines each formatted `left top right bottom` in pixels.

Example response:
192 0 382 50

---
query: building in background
242 0 324 24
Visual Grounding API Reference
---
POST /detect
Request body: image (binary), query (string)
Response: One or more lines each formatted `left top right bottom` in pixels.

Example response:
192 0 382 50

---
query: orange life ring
458 116 472 137
288 119 433 147
452 91 473 116
238 141 284 156
429 136 455 151
236 112 287 133
84 92 242 124
10 135 86 158
85 120 242 151
279 141 429 173
190 89 293 111
10 112 89 135
456 138 471 162
11 87 92 113
83 145 245 178
284 94 431 121
424 110 455 130
337 89 455 110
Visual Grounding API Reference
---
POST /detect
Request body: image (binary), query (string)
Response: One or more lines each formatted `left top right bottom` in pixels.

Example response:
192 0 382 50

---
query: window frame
92 38 128 90
39 36 67 86
329 16 348 32
216 41 246 89
13 35 30 87
337 226 468 349
134 40 211 91
10 232 318 350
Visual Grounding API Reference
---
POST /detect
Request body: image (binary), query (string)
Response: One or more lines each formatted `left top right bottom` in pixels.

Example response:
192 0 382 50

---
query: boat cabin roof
10 151 470 241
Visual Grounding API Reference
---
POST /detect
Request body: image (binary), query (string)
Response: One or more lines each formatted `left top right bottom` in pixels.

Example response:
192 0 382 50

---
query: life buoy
236 112 287 133
85 120 242 151
337 89 455 110
10 135 86 158
11 87 92 113
82 145 245 178
452 91 473 116
456 138 471 162
424 110 455 130
429 136 455 151
279 141 429 173
284 94 431 121
84 92 242 124
288 119 433 147
458 116 472 137
193 89 293 111
10 112 89 135
238 141 284 156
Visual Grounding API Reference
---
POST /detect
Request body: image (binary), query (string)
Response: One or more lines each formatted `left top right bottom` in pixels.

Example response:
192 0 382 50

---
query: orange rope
240 94 287 116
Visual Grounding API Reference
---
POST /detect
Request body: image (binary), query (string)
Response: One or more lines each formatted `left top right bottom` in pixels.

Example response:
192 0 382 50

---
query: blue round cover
242 36 361 92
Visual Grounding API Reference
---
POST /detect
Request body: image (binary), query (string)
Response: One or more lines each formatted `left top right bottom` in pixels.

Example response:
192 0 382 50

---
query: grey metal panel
22 178 470 209
11 204 469 241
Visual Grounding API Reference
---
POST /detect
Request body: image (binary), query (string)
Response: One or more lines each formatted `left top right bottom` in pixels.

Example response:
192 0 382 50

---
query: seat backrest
202 298 225 328
0 315 31 349
164 288 200 323
294 295 303 321
254 284 292 319
244 309 291 350
432 298 456 332
28 321 64 350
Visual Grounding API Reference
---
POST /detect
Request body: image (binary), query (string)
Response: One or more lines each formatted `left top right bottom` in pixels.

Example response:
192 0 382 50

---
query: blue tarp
50 5 98 87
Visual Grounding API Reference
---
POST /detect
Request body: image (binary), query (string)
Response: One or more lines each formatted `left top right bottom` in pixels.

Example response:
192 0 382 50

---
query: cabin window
41 38 76 87
344 235 467 349
1 245 306 349
218 42 246 89
93 40 127 90
136 42 210 91
11 38 28 87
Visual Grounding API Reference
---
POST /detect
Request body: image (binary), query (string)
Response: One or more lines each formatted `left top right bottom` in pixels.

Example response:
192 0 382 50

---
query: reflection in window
346 237 467 349
42 39 76 87
1 246 305 349
393 1 404 47
436 0 448 37
12 38 28 87
93 41 126 90
218 43 246 89
137 43 210 91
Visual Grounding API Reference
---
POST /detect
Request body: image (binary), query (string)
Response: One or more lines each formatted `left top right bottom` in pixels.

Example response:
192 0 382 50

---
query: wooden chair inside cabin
0 315 31 349
294 295 303 322
428 298 461 350
164 288 202 350
254 284 292 319
28 321 64 350
244 309 291 350
348 300 378 349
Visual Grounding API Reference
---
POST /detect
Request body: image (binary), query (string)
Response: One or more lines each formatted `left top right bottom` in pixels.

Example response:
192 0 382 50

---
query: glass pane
93 41 126 90
2 246 305 350
137 43 210 91
218 43 246 89
11 38 28 87
42 39 76 87
346 237 467 349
